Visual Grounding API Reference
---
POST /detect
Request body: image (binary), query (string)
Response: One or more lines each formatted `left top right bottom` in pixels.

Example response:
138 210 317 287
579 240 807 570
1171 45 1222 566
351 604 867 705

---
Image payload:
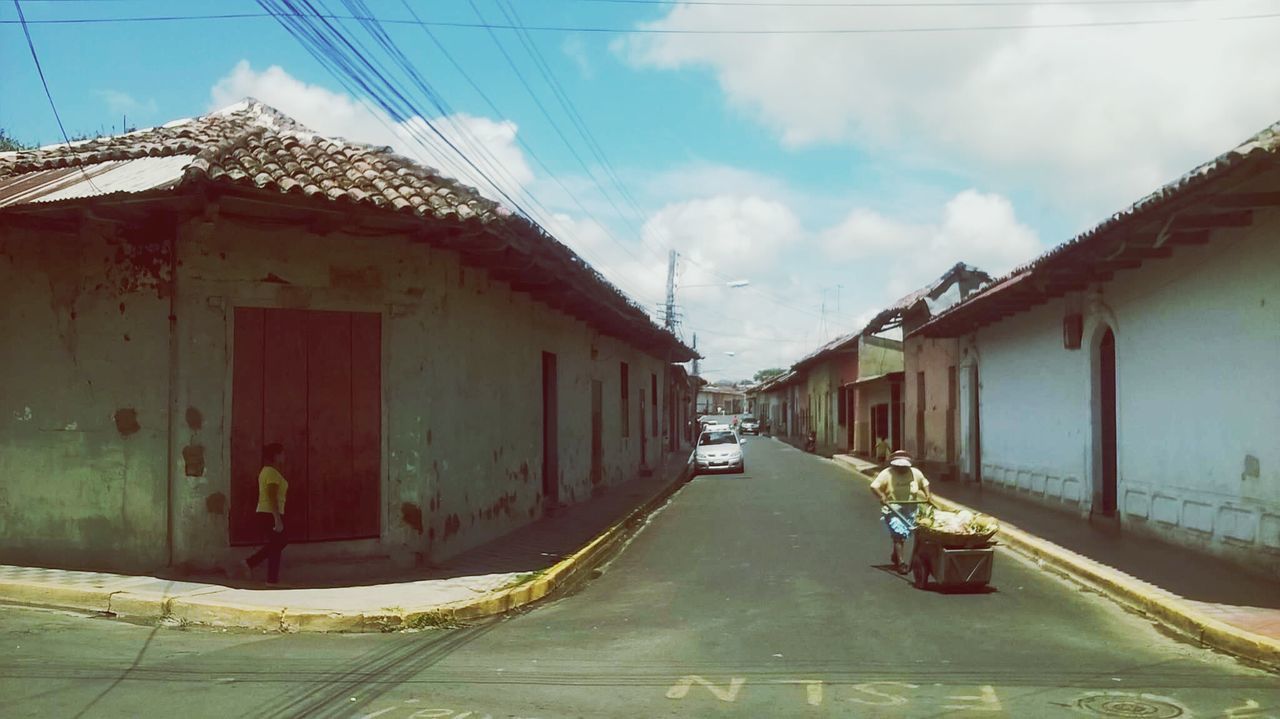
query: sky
3 0 1279 382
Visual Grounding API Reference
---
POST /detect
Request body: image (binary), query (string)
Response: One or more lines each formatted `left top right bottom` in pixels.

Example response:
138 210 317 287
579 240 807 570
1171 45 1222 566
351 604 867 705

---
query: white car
693 428 745 475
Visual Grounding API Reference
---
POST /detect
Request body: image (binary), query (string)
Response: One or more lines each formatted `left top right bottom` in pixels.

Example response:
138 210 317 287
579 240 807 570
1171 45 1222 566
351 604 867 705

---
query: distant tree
0 128 31 152
753 367 786 383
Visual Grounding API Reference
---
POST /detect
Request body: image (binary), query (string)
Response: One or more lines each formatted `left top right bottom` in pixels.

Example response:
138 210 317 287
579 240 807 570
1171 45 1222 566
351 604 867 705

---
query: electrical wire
465 0 663 273
571 0 1257 7
9 10 1280 32
254 0 665 310
498 0 673 265
11 0 101 192
386 0 667 305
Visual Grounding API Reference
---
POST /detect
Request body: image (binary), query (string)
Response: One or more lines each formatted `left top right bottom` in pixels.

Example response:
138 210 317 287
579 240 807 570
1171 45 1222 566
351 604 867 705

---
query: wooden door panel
306 311 355 541
350 313 382 538
264 309 310 542
230 307 381 545
230 308 265 545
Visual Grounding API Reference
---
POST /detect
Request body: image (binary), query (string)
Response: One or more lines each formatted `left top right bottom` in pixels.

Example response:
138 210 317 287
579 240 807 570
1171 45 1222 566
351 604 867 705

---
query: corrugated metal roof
852 371 903 386
0 155 192 208
860 262 990 336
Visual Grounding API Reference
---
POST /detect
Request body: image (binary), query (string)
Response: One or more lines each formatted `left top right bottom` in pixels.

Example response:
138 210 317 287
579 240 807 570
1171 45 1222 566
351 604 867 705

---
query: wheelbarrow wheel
911 557 929 590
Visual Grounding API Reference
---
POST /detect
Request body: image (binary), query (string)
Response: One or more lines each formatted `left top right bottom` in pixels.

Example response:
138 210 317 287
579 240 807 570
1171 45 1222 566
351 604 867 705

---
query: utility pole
691 332 699 377
664 249 677 331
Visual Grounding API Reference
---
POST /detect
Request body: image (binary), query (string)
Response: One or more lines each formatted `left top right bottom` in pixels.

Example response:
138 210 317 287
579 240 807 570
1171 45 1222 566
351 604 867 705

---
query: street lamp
681 279 750 289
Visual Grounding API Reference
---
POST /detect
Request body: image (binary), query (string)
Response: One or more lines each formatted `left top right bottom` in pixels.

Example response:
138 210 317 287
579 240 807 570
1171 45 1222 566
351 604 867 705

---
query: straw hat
889 450 913 468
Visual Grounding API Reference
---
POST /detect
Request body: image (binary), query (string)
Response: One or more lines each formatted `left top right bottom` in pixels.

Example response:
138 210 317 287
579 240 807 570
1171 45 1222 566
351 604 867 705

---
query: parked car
738 415 760 435
693 429 745 475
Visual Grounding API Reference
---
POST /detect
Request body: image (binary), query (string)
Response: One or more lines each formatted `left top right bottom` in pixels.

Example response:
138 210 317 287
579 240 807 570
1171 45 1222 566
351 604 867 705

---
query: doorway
541 352 559 505
958 364 981 483
639 393 648 467
230 307 381 545
591 380 603 485
871 403 890 456
1098 328 1118 515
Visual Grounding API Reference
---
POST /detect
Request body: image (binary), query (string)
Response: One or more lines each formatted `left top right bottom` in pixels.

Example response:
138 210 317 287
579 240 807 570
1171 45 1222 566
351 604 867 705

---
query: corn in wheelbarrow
908 513 998 591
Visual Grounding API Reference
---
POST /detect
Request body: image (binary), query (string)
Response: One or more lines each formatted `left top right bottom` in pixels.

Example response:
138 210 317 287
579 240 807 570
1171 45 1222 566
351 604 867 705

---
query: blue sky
5 0 1279 380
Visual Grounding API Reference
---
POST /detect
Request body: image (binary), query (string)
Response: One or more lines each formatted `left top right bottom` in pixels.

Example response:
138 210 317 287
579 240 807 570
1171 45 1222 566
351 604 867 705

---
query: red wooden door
230 307 381 545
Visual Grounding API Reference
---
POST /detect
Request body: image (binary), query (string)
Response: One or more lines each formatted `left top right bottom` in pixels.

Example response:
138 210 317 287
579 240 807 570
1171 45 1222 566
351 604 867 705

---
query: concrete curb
0 458 694 633
831 455 1280 670
402 456 694 629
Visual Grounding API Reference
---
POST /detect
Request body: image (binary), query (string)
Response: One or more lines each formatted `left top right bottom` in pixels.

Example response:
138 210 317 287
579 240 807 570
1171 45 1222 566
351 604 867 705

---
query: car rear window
699 431 738 446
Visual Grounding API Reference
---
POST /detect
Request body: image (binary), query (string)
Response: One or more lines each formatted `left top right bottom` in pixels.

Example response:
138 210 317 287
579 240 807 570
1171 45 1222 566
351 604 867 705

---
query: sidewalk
0 450 693 633
834 454 1280 668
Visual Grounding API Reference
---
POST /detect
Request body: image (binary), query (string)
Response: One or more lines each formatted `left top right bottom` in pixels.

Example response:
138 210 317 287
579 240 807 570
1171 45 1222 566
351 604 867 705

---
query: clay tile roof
0 98 506 225
0 99 697 362
916 119 1280 337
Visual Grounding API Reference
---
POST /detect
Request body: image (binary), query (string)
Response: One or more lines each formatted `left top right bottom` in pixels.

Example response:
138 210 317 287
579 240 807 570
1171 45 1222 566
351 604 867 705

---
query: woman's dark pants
246 513 287 583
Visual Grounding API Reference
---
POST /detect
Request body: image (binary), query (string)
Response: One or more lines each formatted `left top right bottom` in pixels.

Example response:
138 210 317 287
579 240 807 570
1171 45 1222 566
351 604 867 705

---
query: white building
916 121 1280 576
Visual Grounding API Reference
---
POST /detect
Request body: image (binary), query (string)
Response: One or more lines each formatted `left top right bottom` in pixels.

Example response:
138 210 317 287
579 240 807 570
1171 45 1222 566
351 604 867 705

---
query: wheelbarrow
908 523 996 591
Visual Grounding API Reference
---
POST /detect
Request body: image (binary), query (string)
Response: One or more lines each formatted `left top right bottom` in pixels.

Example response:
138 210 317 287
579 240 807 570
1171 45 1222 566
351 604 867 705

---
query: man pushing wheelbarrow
870 449 1000 589
869 450 932 573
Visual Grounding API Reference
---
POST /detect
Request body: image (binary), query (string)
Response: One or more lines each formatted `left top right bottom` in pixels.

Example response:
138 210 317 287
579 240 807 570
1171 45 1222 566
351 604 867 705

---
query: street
1 438 1276 719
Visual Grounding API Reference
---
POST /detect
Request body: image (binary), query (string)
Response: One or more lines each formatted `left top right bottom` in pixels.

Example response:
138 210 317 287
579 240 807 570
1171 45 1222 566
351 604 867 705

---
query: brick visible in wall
113 408 141 436
182 444 206 477
401 503 424 534
205 493 226 514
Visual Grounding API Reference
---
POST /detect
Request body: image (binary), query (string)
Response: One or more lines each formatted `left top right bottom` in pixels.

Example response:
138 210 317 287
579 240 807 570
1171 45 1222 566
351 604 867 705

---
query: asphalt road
2 438 1277 718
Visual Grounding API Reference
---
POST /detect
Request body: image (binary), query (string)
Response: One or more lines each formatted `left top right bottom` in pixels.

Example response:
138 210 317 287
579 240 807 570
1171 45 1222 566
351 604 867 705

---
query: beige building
859 263 990 477
0 101 694 576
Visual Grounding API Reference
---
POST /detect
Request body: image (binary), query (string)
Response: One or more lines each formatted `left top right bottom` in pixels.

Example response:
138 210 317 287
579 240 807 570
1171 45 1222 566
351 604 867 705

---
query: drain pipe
165 221 179 569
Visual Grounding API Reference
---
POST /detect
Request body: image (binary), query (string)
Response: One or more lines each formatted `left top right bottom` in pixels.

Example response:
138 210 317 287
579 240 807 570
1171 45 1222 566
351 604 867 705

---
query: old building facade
918 122 1280 574
0 101 694 575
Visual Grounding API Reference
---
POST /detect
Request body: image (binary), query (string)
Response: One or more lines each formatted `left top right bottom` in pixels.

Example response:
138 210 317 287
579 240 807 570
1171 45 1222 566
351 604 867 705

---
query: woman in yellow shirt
243 442 289 584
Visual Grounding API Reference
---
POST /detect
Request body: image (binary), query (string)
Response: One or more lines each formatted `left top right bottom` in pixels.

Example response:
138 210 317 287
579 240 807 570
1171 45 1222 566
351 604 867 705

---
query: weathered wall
169 216 669 572
804 361 843 455
853 379 894 456
970 206 1280 574
0 221 173 572
903 335 961 472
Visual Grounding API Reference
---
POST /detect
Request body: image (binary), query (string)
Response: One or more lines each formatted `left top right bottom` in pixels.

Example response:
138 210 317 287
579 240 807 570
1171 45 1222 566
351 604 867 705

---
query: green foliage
0 128 31 152
753 367 786 382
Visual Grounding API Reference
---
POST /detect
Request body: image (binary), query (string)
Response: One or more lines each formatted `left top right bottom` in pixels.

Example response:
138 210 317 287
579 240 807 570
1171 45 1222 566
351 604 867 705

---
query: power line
465 0 664 272
571 0 1252 6
8 10 1280 32
496 0 671 265
254 0 665 310
10 0 101 192
390 0 662 301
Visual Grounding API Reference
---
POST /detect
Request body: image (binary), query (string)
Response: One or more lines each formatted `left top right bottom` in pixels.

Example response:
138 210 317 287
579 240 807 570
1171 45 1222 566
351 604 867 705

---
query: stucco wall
970 208 1280 573
970 295 1091 505
0 221 173 571
802 364 833 454
903 336 961 470
853 379 894 456
2 212 673 574
170 217 671 571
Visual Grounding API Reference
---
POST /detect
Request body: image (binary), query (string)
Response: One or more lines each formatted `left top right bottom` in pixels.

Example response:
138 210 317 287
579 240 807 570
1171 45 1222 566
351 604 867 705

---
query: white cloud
562 36 595 79
822 189 1040 297
97 90 158 118
622 1 1280 211
208 61 673 311
209 61 533 201
644 195 804 282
